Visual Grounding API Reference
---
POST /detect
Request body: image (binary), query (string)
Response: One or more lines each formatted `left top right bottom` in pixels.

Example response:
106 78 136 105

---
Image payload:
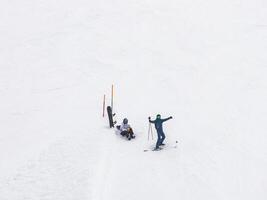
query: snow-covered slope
0 0 267 199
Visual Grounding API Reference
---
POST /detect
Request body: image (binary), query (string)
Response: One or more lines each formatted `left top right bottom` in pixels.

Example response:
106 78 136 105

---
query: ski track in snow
0 128 106 200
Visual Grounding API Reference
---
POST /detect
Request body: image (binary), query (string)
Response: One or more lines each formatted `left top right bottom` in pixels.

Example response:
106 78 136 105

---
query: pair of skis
143 141 178 152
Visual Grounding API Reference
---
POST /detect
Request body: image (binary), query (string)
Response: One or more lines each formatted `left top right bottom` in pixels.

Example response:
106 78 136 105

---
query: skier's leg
155 131 161 149
160 132 166 145
129 128 135 138
125 131 130 139
121 131 127 136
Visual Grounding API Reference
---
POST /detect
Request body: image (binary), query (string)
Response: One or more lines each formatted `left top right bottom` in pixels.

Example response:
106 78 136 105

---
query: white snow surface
0 0 267 199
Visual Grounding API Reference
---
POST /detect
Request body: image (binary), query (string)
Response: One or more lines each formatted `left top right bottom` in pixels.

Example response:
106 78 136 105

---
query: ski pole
148 122 150 141
111 84 114 111
102 94 106 117
150 123 154 140
148 122 154 141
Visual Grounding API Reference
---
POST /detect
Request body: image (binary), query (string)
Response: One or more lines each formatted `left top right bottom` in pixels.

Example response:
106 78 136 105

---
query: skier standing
149 114 172 150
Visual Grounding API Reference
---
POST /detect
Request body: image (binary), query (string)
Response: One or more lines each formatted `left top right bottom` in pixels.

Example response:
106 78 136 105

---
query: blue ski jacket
149 117 172 133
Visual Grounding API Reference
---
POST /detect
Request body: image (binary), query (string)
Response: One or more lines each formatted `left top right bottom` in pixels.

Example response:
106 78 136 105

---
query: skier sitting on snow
149 114 172 150
117 118 135 140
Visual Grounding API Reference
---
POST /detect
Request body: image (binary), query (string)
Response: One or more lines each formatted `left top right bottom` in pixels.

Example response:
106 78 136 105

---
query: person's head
156 114 161 119
123 118 128 124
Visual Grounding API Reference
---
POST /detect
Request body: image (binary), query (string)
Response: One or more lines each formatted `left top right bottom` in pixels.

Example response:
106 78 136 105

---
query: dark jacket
149 117 172 132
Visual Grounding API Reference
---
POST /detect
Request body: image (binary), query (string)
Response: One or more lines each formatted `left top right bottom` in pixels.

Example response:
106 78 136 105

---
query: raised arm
162 116 172 122
148 117 155 123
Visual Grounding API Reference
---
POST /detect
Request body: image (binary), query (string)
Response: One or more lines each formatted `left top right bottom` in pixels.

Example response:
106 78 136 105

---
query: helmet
156 114 161 119
123 118 128 124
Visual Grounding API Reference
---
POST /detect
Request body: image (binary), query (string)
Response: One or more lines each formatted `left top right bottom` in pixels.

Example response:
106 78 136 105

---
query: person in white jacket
118 118 135 140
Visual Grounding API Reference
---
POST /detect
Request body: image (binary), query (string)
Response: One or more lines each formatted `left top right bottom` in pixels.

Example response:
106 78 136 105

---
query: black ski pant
156 130 165 148
121 128 134 138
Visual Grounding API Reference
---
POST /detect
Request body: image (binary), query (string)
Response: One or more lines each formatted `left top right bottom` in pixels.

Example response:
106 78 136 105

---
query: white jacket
120 123 131 132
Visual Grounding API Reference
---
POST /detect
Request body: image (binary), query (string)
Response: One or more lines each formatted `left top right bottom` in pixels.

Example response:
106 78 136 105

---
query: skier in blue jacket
149 114 172 150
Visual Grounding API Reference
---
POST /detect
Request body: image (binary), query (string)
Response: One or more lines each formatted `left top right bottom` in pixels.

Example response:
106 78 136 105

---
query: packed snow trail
1 0 267 199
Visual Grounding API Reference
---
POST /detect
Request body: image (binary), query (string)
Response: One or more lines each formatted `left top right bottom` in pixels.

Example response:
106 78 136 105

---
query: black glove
170 116 173 119
148 117 151 120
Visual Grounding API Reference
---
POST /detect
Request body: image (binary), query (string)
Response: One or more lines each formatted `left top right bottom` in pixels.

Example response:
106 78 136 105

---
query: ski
144 141 178 152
